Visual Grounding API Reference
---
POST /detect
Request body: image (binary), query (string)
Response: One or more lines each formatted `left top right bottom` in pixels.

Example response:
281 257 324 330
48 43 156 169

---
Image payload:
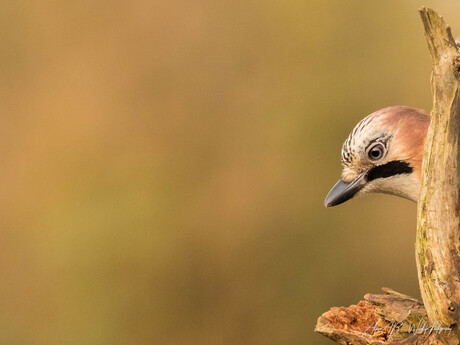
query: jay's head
325 106 430 207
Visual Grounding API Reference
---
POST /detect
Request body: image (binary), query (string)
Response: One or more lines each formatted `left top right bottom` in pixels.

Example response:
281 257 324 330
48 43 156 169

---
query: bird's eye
368 143 385 161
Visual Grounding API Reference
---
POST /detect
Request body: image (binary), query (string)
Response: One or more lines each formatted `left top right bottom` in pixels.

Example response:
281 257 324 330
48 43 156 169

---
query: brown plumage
325 106 430 207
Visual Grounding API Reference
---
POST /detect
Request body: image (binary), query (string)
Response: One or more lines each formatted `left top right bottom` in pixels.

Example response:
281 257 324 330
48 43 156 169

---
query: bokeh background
1 1 460 344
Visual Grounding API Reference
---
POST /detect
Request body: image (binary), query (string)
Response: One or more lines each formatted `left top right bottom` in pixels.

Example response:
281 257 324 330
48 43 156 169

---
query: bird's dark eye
368 143 385 161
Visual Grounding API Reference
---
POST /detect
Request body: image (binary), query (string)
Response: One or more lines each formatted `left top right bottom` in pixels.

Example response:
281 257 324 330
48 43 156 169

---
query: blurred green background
1 1 460 344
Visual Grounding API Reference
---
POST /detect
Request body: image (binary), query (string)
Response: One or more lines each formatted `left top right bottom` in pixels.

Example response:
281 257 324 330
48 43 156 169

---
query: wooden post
416 7 460 330
315 8 460 344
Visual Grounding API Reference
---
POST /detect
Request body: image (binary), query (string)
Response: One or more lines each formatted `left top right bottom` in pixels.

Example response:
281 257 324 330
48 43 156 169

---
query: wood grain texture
315 288 456 344
416 7 460 331
316 7 460 344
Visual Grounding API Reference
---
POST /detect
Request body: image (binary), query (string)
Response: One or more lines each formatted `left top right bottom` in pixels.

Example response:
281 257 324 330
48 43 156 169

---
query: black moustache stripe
367 160 413 181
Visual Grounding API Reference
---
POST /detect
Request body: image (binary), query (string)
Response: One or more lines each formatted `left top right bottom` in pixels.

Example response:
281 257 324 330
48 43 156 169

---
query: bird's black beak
324 174 367 207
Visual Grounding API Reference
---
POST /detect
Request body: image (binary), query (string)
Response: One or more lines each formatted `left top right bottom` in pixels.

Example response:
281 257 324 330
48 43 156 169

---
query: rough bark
416 7 460 331
315 7 460 344
315 288 456 344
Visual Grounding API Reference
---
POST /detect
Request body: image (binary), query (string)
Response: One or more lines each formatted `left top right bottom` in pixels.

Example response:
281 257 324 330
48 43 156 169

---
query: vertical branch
315 7 460 345
417 7 460 328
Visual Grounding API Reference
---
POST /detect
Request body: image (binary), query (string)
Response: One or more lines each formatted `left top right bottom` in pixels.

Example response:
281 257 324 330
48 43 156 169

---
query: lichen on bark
316 7 460 344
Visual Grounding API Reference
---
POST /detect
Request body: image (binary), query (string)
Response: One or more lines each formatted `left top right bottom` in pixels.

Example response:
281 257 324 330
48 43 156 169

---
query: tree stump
316 288 455 344
416 7 460 330
316 7 460 344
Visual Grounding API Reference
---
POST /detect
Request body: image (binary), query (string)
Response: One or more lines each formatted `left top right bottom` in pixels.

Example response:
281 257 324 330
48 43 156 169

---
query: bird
324 106 430 207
